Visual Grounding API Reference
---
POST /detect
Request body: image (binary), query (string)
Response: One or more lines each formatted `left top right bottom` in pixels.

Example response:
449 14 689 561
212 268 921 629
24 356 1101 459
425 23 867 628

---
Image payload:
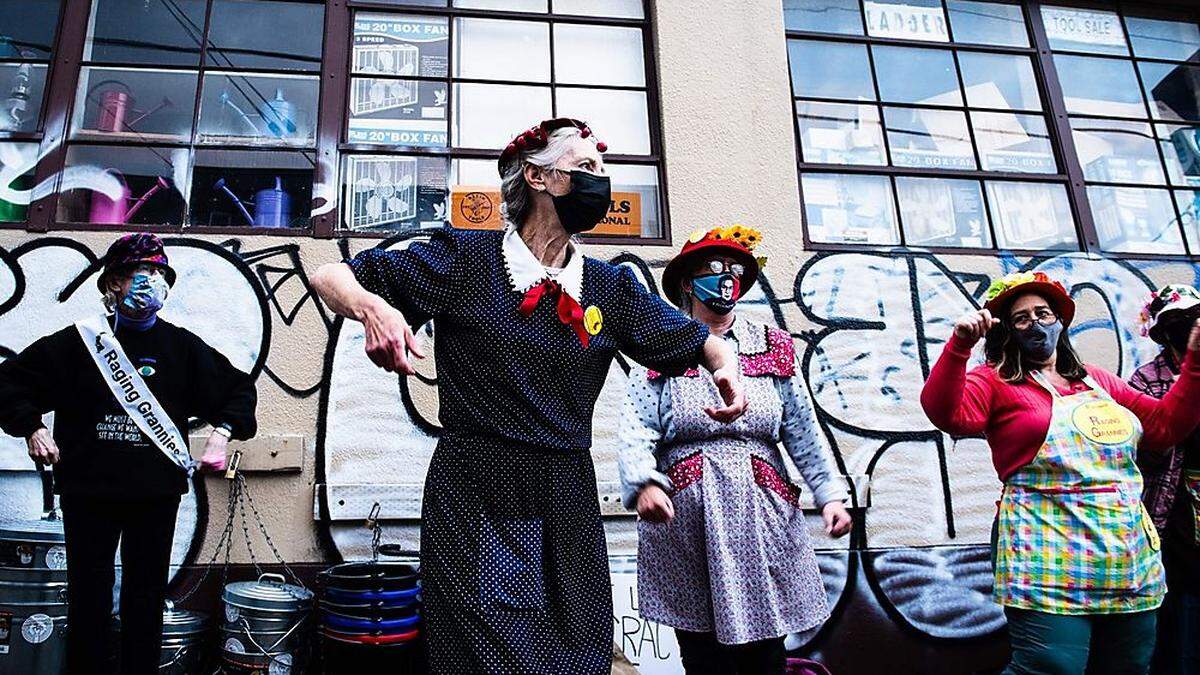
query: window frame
1 0 670 244
785 0 1200 260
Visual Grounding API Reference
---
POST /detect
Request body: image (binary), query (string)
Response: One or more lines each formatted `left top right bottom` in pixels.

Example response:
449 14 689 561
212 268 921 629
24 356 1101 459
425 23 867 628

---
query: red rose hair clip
497 118 607 176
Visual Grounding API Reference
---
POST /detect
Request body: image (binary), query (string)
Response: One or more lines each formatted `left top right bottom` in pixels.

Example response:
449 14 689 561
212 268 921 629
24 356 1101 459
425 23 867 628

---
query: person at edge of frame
0 233 258 675
617 223 852 675
1130 284 1200 675
920 270 1200 675
309 117 749 674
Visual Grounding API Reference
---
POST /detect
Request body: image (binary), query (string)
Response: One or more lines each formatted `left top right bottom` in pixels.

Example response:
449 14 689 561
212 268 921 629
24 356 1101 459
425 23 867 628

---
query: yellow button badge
584 305 604 336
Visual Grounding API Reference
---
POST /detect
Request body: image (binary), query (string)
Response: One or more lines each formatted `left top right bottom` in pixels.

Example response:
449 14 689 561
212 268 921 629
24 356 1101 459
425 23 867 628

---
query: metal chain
240 474 305 587
175 474 240 603
236 476 264 578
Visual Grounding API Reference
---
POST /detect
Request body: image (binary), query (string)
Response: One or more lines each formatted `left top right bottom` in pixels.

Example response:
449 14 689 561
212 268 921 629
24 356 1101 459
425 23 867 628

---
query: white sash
75 315 196 476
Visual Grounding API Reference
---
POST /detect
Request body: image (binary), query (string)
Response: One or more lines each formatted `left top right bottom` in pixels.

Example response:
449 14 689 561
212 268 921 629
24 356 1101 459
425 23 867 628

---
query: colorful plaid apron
994 373 1165 614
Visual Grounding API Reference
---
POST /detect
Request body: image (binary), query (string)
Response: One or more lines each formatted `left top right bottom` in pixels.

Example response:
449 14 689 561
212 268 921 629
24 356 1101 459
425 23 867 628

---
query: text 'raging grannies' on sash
75 315 198 476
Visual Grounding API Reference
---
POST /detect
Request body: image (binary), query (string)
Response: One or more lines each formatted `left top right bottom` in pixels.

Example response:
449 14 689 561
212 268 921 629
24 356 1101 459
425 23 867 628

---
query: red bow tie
519 278 590 349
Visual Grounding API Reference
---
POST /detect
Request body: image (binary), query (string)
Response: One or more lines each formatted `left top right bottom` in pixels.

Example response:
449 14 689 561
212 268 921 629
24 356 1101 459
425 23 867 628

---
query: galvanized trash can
0 518 68 675
161 601 210 674
221 574 312 674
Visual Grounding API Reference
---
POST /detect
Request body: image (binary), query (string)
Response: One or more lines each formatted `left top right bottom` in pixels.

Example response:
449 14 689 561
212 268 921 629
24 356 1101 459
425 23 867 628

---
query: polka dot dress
347 227 709 674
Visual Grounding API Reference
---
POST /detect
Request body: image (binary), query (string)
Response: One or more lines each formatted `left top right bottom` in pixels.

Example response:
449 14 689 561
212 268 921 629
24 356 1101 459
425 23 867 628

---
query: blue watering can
214 176 292 228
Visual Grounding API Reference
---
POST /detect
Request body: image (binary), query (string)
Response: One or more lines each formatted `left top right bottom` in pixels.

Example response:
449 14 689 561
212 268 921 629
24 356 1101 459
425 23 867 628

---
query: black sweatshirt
0 318 257 496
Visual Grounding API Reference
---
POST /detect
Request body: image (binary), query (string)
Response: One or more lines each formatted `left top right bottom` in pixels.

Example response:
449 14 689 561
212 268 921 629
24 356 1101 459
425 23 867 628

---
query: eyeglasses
1010 308 1058 331
705 259 746 277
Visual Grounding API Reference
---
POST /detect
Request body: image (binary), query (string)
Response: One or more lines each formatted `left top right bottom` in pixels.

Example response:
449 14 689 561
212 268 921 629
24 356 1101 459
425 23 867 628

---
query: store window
784 0 1200 257
1042 4 1199 255
50 0 323 229
0 1 62 224
339 1 663 238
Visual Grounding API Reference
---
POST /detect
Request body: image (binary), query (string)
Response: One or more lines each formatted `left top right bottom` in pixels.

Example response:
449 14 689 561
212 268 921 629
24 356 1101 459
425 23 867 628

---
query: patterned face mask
690 273 739 315
120 272 169 318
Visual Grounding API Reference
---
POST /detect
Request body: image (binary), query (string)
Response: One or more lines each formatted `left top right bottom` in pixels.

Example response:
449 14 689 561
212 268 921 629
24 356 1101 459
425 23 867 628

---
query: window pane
57 145 190 225
1176 189 1200 253
605 164 661 238
986 181 1077 250
0 142 38 223
452 83 551 149
1161 125 1200 188
896 177 991 248
454 0 547 10
555 87 650 155
0 62 48 133
353 14 449 78
348 79 448 147
206 0 324 72
0 0 61 59
191 149 314 228
1140 62 1200 123
1040 6 1128 56
801 173 900 245
797 101 886 166
196 73 319 148
958 52 1041 111
864 0 948 43
788 40 875 100
884 107 976 170
783 0 863 35
342 154 448 232
1089 186 1185 254
553 24 644 87
1070 119 1164 186
85 0 206 66
70 67 197 142
972 111 1056 174
946 1 1028 47
1053 55 1145 118
553 0 643 19
1126 16 1200 61
873 46 962 105
454 18 550 83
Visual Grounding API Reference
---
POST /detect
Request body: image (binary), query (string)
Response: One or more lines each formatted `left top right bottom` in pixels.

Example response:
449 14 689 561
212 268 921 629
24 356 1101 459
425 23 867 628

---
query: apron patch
1071 399 1135 445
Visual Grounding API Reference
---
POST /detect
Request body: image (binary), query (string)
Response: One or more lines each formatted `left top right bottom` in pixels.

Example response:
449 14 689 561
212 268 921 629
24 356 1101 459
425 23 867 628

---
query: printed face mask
691 273 739 315
120 272 169 318
1015 320 1062 362
551 169 612 234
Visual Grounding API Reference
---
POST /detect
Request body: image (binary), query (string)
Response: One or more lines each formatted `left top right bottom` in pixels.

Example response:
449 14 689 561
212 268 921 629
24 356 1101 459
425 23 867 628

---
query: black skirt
420 432 613 674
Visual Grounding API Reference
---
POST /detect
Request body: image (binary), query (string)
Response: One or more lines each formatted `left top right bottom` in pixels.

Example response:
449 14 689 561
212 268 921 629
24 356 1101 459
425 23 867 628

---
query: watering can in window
90 80 172 134
214 176 292 228
88 170 170 224
219 88 298 139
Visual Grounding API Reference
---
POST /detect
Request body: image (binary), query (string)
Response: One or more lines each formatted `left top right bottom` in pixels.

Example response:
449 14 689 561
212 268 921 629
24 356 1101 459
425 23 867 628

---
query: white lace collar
501 226 584 302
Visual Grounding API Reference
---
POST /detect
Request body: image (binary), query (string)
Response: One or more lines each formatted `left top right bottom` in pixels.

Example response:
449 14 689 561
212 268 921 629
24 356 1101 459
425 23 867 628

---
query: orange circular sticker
1070 399 1135 446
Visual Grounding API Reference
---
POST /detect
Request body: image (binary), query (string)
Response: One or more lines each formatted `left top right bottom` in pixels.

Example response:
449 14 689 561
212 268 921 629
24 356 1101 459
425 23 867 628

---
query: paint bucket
220 574 312 674
316 561 423 674
0 518 68 675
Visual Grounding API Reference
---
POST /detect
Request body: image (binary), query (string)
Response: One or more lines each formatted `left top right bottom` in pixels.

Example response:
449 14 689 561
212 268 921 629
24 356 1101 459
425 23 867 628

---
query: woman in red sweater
921 271 1200 675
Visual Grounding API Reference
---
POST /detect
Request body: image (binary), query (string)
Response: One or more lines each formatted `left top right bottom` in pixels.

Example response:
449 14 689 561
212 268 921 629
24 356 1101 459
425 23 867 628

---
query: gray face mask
1015 320 1062 362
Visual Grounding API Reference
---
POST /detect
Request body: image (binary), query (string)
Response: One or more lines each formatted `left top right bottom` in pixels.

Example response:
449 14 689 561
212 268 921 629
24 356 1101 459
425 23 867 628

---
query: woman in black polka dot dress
312 118 748 674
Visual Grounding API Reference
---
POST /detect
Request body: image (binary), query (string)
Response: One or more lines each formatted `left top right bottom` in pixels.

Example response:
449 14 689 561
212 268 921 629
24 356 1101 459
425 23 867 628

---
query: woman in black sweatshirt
0 233 257 675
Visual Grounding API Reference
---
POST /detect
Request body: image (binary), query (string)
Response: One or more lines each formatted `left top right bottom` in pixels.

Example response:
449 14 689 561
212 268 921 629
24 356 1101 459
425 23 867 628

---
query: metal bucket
221 574 312 674
161 601 210 674
0 518 68 675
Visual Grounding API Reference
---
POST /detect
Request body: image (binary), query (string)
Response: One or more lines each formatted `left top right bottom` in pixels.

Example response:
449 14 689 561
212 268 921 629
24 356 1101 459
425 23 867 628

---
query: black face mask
1163 322 1192 353
1015 320 1062 362
551 170 611 234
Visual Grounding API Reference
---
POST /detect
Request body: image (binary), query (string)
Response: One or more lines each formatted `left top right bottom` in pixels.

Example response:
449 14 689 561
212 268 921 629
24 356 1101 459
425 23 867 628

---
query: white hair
499 127 597 229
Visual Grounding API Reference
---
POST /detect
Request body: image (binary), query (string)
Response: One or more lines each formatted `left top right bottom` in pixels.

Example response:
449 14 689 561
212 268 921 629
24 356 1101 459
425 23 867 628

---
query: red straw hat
982 271 1075 327
662 225 763 307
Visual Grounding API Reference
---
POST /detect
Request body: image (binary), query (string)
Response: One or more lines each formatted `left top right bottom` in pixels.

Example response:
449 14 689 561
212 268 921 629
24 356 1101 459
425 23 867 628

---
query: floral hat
96 232 177 292
1138 284 1200 343
983 271 1075 327
662 224 766 307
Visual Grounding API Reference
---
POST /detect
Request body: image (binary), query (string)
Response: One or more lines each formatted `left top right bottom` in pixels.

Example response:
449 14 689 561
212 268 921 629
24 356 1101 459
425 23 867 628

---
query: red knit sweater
921 333 1200 481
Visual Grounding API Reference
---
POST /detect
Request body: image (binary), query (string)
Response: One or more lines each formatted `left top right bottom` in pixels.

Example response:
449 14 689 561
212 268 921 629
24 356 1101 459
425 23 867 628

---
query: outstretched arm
312 262 426 375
